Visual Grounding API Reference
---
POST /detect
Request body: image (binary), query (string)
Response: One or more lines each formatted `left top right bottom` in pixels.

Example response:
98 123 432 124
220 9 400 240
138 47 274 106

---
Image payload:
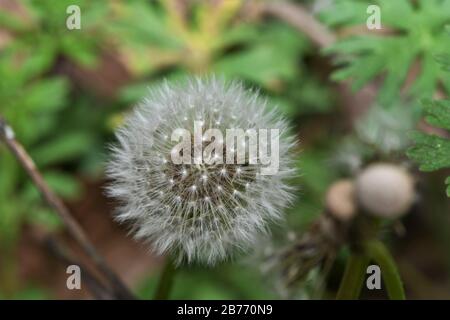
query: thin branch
44 235 115 300
0 116 135 300
258 1 336 48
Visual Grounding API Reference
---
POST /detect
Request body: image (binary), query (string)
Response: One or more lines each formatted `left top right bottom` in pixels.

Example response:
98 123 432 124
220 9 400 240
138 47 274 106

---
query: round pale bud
355 163 414 219
325 179 356 221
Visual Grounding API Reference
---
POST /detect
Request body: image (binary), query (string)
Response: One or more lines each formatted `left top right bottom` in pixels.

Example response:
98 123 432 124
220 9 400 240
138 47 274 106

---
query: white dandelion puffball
107 77 297 265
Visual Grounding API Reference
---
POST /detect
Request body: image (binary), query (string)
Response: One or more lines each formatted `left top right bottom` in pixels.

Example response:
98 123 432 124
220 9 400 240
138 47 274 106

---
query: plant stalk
154 257 177 300
336 252 370 300
365 240 406 300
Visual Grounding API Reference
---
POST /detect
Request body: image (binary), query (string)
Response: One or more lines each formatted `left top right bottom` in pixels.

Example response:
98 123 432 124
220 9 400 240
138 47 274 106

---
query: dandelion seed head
106 77 297 265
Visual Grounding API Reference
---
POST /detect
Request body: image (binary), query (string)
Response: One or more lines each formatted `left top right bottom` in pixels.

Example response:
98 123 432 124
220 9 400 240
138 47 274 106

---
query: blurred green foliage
138 262 278 300
408 98 450 196
0 0 449 299
321 0 450 105
407 36 450 197
112 0 333 117
0 0 113 246
0 0 116 296
0 0 333 298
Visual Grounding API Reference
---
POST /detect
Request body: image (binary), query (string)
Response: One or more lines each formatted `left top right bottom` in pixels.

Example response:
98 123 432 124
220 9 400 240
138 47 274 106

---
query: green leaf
0 200 24 244
423 99 450 130
321 0 450 104
18 38 59 78
214 23 308 86
214 45 295 85
60 35 99 67
22 171 80 201
407 132 450 171
32 132 92 166
107 1 182 50
436 53 450 71
27 208 62 231
407 40 450 197
24 78 68 112
446 176 450 196
119 82 150 105
13 287 49 300
44 172 81 199
0 9 29 31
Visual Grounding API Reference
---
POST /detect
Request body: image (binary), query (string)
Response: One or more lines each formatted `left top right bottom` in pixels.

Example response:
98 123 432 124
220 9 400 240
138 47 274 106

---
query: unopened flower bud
355 163 415 219
326 179 356 221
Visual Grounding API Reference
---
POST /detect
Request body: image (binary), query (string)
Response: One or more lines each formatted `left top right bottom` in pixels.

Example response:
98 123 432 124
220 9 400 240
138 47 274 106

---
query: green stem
336 252 370 300
365 240 405 300
154 257 177 300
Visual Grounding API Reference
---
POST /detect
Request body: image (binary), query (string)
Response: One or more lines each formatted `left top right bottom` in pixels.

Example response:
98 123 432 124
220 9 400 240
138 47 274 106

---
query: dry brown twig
44 235 115 300
0 116 135 300
257 1 336 48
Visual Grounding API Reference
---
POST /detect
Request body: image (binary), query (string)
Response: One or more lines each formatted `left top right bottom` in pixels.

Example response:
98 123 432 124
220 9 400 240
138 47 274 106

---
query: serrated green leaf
321 0 450 104
407 132 450 171
407 48 450 196
424 99 450 130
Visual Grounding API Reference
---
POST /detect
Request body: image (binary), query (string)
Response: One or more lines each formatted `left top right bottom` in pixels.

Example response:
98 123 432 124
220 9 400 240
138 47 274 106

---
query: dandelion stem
365 240 405 300
154 257 177 300
336 252 370 300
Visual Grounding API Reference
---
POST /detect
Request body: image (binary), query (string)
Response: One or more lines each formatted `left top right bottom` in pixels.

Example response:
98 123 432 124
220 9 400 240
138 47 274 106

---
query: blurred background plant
407 50 450 197
320 0 450 105
0 0 449 300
